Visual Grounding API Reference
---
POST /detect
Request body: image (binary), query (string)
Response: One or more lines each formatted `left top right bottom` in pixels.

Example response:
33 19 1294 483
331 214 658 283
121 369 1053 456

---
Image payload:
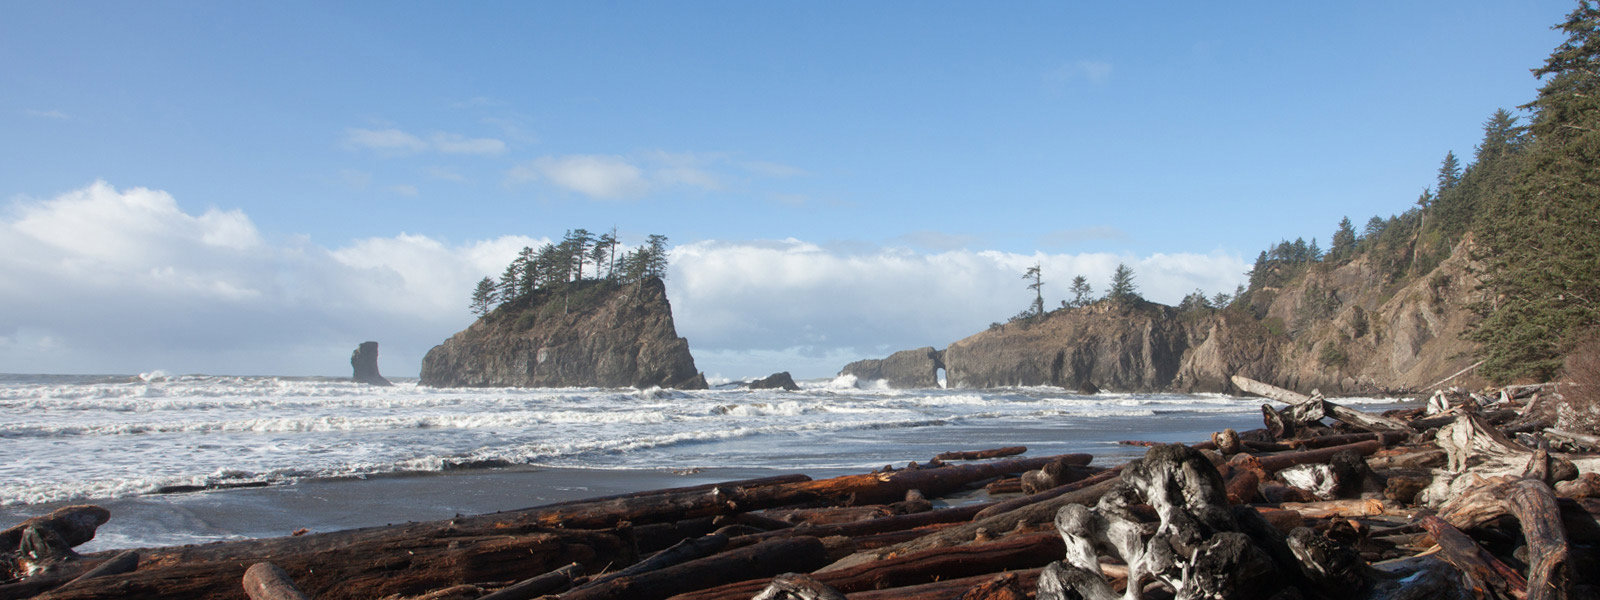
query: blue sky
0 2 1576 379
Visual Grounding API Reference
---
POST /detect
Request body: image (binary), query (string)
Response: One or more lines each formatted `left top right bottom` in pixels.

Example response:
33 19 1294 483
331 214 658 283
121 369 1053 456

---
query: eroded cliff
420 277 707 389
849 238 1487 395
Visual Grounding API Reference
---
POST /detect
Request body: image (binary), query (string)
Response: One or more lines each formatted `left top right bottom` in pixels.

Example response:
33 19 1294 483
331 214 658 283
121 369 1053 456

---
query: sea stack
351 341 392 386
420 277 707 389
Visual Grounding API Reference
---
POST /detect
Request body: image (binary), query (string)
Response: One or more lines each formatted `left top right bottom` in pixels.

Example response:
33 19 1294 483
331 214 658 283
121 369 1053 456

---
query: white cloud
0 181 540 376
343 128 429 155
0 183 1246 380
431 133 506 156
510 155 651 199
666 239 1246 378
24 109 70 120
343 127 507 157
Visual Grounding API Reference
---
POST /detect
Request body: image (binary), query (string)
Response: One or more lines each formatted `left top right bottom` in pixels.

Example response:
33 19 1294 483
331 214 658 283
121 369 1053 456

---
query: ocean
0 373 1414 552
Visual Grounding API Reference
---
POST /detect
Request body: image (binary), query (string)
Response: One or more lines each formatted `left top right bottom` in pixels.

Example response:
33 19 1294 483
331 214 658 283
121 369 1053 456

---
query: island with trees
420 229 707 389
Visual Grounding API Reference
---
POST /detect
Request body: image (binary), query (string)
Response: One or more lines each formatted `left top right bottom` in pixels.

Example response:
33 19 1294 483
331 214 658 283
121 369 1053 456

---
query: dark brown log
728 502 996 550
55 549 138 590
847 569 1043 600
1253 440 1383 473
1231 376 1413 432
0 506 110 552
572 533 728 593
762 506 892 526
45 525 633 600
934 447 1027 461
527 453 1088 531
1557 473 1600 499
954 572 1028 600
1261 481 1319 504
984 478 1023 495
973 468 1122 520
713 512 794 532
1506 479 1570 600
835 477 1120 565
242 563 312 600
479 563 584 600
557 537 827 600
1020 463 1100 495
1416 515 1528 599
1279 431 1410 449
1225 468 1261 505
670 534 1063 600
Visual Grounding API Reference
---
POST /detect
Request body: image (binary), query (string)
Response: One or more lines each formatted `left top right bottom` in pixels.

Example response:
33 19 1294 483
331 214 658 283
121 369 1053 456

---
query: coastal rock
944 300 1190 391
864 237 1486 396
748 371 800 391
420 278 707 389
838 347 944 389
350 341 392 386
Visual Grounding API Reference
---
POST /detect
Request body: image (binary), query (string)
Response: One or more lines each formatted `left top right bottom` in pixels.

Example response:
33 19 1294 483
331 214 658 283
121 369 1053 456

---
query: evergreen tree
1331 217 1357 260
1475 108 1526 164
564 229 595 281
643 234 671 278
1108 263 1138 302
1068 275 1093 308
497 260 521 303
1308 238 1323 262
1022 264 1044 317
1471 1 1600 382
1178 289 1212 312
1211 292 1232 308
1361 216 1386 244
1436 151 1462 194
590 232 615 280
470 277 497 316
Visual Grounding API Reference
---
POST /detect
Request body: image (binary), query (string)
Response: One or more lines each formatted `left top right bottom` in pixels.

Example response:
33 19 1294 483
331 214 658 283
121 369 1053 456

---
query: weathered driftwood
1417 515 1528 599
825 476 1122 569
1020 463 1100 495
1506 479 1571 600
727 501 996 550
569 533 728 594
557 537 827 600
1213 428 1244 455
1232 376 1414 433
1263 401 1328 439
1270 499 1408 519
478 563 584 600
750 573 844 600
845 569 1045 600
1043 444 1294 600
670 534 1064 600
935 447 1028 462
242 562 312 600
42 524 634 600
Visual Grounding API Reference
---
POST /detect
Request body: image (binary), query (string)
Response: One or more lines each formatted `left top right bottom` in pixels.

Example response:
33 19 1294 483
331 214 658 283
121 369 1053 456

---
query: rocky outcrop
838 347 944 388
944 301 1194 391
420 278 707 389
748 371 800 391
853 238 1487 395
351 341 392 386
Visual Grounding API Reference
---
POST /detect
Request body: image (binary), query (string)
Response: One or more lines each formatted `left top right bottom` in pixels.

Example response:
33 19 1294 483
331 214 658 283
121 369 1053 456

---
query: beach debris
243 562 313 600
10 375 1600 600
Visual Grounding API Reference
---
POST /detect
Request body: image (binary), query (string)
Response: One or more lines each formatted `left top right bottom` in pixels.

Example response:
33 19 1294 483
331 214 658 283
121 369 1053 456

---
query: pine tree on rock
1022 264 1044 317
1108 263 1139 302
470 277 497 316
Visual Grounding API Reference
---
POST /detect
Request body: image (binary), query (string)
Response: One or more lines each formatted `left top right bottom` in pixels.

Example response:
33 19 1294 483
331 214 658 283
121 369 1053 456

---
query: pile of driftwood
4 375 1598 600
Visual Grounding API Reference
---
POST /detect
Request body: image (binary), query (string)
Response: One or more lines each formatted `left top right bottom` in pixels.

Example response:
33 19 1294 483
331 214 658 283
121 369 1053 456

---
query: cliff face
839 347 944 388
420 278 707 389
854 239 1487 395
943 301 1197 391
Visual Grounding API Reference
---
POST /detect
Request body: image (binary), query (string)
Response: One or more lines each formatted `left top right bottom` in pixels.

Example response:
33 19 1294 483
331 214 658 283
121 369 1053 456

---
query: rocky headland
847 238 1486 395
420 277 707 389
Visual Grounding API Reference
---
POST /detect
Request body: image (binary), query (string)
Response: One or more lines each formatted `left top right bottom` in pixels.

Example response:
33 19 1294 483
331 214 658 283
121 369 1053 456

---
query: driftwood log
1233 376 1413 433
